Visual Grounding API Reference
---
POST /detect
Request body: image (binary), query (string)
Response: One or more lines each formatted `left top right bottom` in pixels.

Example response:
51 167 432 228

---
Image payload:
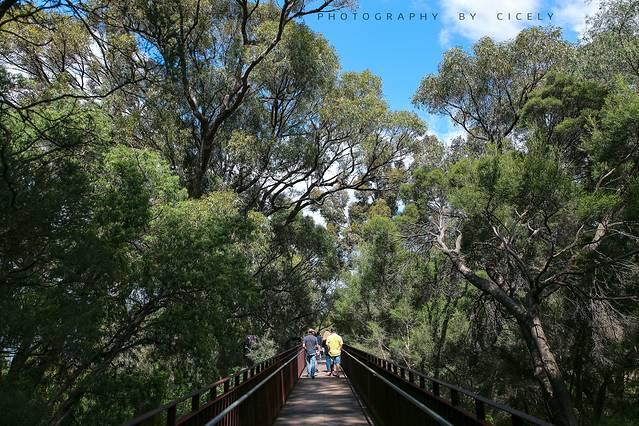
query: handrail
343 348 453 426
399 366 552 425
204 349 302 426
123 345 302 426
123 376 233 425
344 345 553 426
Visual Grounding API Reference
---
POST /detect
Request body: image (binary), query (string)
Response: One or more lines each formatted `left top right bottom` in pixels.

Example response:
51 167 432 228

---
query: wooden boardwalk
273 359 371 425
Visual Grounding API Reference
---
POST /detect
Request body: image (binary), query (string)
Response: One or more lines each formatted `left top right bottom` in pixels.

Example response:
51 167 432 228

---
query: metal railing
342 345 553 426
124 346 305 426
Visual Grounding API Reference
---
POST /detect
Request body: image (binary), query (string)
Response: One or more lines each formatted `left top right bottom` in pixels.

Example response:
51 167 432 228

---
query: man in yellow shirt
325 328 343 377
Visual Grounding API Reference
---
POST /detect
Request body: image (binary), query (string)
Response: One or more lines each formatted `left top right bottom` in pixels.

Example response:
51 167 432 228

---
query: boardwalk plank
273 359 370 426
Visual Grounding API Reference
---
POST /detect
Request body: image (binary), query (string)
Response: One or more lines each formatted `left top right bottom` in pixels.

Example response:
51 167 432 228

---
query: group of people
302 328 343 379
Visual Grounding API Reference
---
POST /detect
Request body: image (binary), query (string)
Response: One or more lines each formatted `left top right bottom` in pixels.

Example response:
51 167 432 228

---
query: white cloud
439 28 452 46
423 113 466 146
437 0 543 45
434 126 466 146
551 0 601 39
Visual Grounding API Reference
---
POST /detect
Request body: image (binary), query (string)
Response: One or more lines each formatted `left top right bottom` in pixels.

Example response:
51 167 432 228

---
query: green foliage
1 1 639 425
245 337 278 365
337 5 639 425
578 0 639 84
413 27 571 144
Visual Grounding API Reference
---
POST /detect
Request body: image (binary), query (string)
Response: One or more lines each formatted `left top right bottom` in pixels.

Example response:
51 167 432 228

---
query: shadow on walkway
273 359 371 425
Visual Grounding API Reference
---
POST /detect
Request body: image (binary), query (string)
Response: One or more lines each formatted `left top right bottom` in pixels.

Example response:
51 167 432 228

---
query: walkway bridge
124 345 553 426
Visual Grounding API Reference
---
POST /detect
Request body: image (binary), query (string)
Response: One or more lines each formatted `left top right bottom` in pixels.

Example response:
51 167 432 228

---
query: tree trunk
518 314 578 426
593 374 610 424
433 294 457 378
440 243 578 425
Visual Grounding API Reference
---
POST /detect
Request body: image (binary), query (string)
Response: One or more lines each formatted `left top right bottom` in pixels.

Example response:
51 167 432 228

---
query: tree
99 0 353 197
1 4 365 422
579 0 639 84
401 68 639 424
413 27 570 149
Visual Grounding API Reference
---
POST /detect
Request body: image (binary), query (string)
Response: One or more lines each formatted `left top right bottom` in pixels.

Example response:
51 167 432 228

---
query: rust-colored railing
123 346 305 426
342 345 553 426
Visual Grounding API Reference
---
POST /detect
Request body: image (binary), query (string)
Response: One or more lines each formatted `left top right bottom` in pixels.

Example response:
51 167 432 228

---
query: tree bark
517 313 578 426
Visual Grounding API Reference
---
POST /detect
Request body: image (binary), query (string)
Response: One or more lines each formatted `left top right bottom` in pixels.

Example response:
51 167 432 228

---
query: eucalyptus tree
407 23 639 424
413 28 571 149
0 2 354 423
96 0 353 197
100 1 425 221
579 0 639 83
227 69 425 223
0 1 153 114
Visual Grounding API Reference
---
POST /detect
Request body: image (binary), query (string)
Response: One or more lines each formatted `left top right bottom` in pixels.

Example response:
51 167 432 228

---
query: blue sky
303 0 600 142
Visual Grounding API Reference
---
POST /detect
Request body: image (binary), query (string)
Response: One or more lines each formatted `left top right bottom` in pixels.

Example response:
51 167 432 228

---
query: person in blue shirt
302 328 319 378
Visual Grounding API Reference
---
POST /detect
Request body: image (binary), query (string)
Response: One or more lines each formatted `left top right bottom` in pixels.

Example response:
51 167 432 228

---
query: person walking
322 329 332 374
316 331 324 361
302 328 319 378
325 328 343 377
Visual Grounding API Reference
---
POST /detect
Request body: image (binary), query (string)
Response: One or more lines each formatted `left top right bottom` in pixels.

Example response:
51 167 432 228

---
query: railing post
400 367 405 380
208 386 217 401
432 381 440 396
234 375 240 387
191 394 200 411
408 371 414 384
475 399 486 421
243 371 248 382
166 405 177 426
451 388 460 406
223 380 230 394
419 375 425 389
512 414 524 426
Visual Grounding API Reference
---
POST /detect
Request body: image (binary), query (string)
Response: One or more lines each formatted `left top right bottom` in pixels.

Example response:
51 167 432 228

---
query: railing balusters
191 393 200 411
208 386 217 401
339 345 552 426
166 405 176 426
475 399 486 421
450 388 460 406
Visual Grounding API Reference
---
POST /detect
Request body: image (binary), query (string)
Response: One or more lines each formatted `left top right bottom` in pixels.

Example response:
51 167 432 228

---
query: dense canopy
0 1 638 425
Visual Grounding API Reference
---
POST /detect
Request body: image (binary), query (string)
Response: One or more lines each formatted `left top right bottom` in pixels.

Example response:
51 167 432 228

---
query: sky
302 0 602 143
